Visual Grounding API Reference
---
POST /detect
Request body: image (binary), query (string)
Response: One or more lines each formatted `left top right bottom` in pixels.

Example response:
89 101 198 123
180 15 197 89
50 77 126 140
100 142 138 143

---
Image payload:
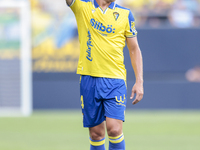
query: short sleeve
125 10 137 38
68 0 83 15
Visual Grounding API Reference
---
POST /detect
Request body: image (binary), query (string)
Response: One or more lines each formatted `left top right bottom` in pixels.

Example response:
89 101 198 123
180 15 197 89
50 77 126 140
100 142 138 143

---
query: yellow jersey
68 0 137 80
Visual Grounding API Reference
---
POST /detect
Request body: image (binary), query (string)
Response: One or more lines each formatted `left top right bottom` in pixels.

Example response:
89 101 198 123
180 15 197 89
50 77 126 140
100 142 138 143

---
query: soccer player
65 0 144 149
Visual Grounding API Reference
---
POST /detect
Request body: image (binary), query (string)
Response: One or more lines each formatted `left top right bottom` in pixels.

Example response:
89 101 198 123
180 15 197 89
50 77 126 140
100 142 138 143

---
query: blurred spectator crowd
123 0 200 28
30 0 200 29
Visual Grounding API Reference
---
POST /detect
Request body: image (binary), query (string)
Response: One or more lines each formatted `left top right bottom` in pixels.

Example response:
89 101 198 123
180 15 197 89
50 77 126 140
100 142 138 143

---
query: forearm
126 37 143 84
129 47 143 84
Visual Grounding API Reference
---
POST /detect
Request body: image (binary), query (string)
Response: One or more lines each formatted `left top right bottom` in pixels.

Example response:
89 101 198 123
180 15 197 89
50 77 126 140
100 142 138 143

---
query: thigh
104 96 126 121
80 75 105 127
101 78 127 122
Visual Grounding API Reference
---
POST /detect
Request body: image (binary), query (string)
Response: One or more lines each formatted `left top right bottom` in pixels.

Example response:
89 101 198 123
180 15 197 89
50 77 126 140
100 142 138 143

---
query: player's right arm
66 0 73 6
66 0 82 14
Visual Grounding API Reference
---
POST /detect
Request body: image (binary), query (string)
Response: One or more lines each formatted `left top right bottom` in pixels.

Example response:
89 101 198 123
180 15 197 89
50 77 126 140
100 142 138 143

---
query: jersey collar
92 0 116 9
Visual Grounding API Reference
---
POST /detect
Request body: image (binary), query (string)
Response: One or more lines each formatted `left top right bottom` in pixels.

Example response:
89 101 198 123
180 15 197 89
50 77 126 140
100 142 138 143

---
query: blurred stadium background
0 0 200 149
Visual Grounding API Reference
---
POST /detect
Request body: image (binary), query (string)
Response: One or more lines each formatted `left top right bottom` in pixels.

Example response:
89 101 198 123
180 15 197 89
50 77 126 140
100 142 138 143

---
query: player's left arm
126 37 144 105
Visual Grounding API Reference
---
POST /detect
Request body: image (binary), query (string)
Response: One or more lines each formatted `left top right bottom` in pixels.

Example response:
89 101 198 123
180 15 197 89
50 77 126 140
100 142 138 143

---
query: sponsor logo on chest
90 18 115 34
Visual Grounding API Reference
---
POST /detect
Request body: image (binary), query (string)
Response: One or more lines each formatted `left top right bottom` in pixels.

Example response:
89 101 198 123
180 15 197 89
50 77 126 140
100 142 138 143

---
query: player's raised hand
130 82 144 105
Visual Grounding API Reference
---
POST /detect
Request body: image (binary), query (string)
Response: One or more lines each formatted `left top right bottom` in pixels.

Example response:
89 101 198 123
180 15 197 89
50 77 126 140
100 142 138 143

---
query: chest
81 5 128 36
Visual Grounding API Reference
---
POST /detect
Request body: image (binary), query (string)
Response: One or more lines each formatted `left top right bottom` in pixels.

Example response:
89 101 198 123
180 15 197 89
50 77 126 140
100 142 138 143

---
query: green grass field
0 110 200 150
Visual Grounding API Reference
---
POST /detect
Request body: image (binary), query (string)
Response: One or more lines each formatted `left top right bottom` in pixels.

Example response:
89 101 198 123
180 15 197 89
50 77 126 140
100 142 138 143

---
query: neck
96 0 112 10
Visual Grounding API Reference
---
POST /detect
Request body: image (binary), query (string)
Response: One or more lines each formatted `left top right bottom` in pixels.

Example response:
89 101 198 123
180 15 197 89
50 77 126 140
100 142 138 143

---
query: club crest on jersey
113 12 119 21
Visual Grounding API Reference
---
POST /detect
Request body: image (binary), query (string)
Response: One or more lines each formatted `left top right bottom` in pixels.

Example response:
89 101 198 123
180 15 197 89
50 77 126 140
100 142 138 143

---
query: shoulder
69 0 92 12
115 4 133 16
115 4 130 11
69 0 91 7
115 4 136 20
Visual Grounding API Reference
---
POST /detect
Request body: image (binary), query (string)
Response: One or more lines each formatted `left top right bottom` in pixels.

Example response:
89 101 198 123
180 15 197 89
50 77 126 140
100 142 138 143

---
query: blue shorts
80 75 127 127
